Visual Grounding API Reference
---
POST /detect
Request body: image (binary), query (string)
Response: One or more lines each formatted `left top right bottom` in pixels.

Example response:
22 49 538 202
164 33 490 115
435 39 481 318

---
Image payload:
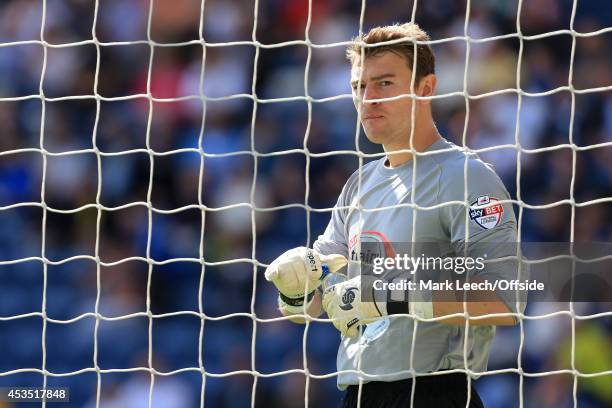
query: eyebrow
351 73 396 87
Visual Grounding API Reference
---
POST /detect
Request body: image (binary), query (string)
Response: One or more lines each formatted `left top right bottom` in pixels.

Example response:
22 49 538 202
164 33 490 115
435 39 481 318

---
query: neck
384 119 441 168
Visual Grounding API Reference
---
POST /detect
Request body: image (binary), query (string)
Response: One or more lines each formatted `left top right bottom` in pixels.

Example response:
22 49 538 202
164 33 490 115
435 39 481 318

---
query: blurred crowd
0 0 610 407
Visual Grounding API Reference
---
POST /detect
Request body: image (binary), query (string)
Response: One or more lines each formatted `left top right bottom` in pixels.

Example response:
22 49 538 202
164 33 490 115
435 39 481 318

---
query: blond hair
346 23 435 84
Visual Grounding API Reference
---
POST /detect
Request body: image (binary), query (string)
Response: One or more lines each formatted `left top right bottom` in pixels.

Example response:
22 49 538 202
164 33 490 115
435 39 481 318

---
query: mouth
363 115 384 121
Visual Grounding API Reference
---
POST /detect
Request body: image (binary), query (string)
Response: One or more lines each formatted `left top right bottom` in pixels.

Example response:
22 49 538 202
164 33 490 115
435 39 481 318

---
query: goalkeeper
265 22 524 408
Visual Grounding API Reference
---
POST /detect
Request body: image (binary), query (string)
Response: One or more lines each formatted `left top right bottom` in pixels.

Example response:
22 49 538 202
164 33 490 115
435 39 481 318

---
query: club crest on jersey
469 195 504 230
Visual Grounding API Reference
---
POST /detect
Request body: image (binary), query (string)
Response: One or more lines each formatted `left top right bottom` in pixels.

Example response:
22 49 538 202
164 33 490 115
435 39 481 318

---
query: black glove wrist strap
386 289 410 315
279 290 315 307
387 300 409 315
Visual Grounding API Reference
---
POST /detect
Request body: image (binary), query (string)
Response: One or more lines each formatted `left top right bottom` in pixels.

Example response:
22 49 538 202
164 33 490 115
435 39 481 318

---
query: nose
362 85 380 105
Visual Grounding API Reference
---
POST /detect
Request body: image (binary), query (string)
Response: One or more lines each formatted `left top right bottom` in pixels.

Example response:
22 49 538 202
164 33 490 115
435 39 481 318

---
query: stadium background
0 0 610 407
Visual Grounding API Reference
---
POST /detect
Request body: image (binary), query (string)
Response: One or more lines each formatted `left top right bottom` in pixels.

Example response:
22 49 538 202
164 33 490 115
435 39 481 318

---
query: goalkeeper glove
322 274 385 337
264 247 347 314
322 274 434 337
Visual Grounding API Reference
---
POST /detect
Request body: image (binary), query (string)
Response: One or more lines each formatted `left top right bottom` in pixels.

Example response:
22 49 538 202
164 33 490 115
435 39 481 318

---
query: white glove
322 275 434 337
264 247 347 313
322 275 386 337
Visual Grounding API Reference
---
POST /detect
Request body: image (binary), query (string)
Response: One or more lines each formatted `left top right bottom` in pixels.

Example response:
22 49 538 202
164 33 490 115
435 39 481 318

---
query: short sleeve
313 182 350 258
439 157 526 316
440 158 517 249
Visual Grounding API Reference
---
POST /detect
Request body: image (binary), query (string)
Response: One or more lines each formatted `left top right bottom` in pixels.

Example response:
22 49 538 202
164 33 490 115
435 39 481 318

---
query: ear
417 74 436 102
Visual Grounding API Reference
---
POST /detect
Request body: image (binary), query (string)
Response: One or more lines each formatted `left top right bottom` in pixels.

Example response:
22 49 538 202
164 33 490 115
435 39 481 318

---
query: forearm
431 278 516 326
432 297 516 326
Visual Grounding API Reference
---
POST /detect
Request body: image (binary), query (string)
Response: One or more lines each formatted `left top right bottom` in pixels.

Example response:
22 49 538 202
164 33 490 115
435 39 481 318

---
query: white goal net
0 0 611 407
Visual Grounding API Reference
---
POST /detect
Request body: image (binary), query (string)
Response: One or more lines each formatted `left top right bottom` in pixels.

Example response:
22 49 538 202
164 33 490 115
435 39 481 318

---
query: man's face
351 51 420 146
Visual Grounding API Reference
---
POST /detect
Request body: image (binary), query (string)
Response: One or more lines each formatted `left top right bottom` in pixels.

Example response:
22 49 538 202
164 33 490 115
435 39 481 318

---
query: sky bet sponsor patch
469 195 504 230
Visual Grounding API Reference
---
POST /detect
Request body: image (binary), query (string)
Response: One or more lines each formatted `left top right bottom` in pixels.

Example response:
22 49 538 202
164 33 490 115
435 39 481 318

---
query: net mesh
0 0 611 407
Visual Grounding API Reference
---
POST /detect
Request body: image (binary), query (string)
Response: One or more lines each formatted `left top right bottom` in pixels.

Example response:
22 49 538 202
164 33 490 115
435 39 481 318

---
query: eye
351 83 366 91
379 80 392 87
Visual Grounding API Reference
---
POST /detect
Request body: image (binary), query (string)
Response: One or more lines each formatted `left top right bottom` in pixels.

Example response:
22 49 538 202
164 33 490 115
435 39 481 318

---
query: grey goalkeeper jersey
313 138 521 389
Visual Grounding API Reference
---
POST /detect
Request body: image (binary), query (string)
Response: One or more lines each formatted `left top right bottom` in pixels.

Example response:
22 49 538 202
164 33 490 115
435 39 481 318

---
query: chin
363 130 387 144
